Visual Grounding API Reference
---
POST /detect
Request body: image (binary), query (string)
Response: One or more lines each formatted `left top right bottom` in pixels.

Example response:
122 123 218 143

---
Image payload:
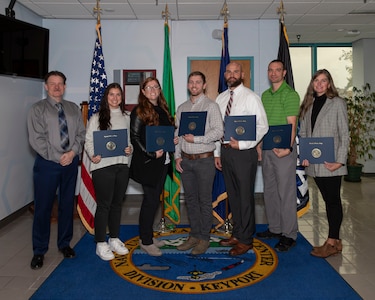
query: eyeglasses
144 85 160 91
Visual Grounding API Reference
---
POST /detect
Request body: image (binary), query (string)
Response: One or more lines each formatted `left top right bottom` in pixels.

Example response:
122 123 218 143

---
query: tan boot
311 242 338 258
191 240 210 255
176 236 199 251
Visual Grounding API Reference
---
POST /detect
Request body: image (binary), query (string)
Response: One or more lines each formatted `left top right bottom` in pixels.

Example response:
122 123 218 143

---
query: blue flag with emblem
213 20 231 230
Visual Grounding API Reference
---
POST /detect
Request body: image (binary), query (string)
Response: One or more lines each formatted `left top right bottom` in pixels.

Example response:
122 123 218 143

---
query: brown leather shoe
229 242 253 256
219 236 239 247
313 239 342 253
336 239 343 252
311 242 339 258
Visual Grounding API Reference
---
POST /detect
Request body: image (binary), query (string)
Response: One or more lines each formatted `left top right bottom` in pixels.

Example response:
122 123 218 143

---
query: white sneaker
108 238 129 255
96 242 115 261
139 238 166 248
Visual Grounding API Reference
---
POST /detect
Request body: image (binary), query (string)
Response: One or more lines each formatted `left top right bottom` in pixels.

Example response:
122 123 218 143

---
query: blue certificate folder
224 115 256 142
262 124 292 150
93 129 128 158
299 137 335 164
146 126 175 152
178 111 207 136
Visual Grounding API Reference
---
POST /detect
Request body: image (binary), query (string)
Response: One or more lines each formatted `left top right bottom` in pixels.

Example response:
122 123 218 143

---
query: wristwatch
289 147 293 152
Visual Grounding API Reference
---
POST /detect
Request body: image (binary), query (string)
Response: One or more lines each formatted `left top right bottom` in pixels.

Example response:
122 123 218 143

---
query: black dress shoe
275 236 296 252
256 229 282 239
31 255 44 270
59 246 76 258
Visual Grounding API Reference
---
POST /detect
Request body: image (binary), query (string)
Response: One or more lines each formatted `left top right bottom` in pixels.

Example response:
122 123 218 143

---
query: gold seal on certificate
106 141 116 151
262 124 292 150
146 125 175 152
93 129 128 158
273 135 282 144
188 121 197 131
312 148 322 158
235 126 245 135
156 137 165 146
299 137 335 164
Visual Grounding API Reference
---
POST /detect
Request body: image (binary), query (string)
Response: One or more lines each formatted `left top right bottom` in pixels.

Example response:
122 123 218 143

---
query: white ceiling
11 0 375 43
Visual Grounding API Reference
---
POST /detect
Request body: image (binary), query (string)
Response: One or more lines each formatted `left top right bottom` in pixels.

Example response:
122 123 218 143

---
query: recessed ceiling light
347 30 360 35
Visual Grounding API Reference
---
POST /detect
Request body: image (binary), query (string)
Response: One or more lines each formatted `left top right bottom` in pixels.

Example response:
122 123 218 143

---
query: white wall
0 0 279 218
43 18 278 108
0 1 45 221
43 18 278 193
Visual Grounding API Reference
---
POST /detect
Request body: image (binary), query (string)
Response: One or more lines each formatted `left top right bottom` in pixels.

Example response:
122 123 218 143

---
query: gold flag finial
277 0 286 24
93 0 102 24
162 4 170 24
220 1 229 24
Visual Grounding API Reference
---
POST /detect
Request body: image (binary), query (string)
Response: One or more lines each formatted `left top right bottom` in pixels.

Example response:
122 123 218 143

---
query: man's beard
227 77 242 88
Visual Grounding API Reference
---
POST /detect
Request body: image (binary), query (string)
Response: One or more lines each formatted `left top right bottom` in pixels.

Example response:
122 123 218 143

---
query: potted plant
345 83 375 182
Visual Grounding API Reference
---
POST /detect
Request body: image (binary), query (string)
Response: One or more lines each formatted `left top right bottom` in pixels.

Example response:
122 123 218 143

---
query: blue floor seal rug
30 224 361 300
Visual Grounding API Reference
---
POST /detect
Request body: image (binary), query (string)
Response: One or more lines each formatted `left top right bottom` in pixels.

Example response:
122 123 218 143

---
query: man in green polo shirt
256 59 300 252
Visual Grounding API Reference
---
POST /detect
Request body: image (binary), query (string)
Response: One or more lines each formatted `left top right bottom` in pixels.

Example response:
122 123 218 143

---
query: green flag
162 22 181 224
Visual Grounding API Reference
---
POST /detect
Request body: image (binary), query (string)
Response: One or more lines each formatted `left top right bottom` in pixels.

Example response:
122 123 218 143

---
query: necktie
222 91 234 143
225 91 234 116
56 103 69 150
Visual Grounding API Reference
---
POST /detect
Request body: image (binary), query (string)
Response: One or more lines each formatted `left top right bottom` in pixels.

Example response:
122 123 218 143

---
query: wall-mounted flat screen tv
0 14 49 80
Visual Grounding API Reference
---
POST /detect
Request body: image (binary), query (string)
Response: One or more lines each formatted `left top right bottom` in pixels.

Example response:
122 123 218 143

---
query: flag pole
154 3 174 233
277 0 285 24
76 0 108 234
276 0 310 217
214 1 233 235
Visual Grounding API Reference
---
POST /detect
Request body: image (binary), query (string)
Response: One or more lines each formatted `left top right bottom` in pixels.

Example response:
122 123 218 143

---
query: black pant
221 147 258 245
92 164 130 242
314 176 343 239
139 164 169 245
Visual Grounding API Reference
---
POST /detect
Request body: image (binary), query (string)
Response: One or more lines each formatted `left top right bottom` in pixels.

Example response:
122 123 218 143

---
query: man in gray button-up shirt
175 71 223 255
27 70 85 270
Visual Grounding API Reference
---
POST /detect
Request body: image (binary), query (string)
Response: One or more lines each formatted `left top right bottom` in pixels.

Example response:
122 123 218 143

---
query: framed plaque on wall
114 69 156 111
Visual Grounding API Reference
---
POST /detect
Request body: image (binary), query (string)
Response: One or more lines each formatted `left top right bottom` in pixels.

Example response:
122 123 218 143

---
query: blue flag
218 22 230 93
213 21 230 230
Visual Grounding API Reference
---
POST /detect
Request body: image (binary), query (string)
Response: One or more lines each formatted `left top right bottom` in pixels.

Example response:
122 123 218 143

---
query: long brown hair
98 83 126 130
299 69 339 119
136 77 174 126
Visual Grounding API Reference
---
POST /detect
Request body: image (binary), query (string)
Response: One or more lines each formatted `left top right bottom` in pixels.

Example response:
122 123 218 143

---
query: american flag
77 23 107 234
